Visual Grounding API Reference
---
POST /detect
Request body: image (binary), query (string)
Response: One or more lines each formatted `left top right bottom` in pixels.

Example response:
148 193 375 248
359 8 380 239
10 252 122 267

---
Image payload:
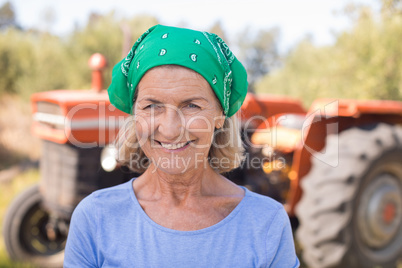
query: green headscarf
107 24 248 117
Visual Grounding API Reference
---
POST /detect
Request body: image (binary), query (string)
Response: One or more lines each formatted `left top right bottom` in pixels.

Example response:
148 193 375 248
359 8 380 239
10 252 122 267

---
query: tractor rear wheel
296 124 402 268
3 184 66 267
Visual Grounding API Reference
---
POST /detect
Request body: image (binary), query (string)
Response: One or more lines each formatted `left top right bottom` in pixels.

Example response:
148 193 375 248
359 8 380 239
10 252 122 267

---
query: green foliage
0 30 35 95
21 33 71 97
0 12 158 99
0 1 17 29
0 29 79 99
256 2 402 106
66 12 121 90
237 26 280 91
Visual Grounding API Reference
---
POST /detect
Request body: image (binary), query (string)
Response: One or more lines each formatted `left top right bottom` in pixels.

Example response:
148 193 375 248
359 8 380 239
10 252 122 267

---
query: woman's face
134 66 225 174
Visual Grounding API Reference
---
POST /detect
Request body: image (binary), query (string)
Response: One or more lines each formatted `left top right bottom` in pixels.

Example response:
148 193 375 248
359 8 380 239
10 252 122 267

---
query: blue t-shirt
64 179 300 268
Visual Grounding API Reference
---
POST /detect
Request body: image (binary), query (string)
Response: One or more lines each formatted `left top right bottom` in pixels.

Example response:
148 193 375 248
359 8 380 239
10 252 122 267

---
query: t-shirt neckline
127 177 249 235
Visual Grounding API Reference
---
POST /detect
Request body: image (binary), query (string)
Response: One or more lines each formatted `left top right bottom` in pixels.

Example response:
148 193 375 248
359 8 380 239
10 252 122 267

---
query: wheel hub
382 202 396 224
358 174 402 248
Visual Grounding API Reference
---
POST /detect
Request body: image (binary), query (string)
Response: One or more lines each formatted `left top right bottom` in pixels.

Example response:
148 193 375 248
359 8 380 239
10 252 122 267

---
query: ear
215 115 225 129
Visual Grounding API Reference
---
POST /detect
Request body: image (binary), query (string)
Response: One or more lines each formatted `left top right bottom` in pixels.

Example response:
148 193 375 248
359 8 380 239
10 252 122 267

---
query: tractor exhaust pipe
88 53 107 93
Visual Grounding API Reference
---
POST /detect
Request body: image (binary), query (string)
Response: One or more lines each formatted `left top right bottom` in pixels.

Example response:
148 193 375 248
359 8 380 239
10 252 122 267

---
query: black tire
3 184 66 268
296 124 402 268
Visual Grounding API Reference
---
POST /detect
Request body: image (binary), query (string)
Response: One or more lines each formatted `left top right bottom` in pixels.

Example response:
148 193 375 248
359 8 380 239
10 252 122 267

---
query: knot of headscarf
107 24 248 117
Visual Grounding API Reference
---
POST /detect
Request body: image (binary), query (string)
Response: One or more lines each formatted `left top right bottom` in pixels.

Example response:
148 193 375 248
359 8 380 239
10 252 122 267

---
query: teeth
160 141 188 150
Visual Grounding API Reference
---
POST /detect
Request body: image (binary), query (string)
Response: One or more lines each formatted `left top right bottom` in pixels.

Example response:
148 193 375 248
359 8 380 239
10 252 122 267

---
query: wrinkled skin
132 65 244 231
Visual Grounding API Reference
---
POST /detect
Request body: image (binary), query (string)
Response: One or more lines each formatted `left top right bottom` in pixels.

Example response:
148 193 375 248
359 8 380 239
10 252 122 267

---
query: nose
157 106 184 141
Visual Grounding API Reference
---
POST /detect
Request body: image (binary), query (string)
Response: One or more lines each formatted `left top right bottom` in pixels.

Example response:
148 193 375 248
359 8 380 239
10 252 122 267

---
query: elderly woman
64 25 299 267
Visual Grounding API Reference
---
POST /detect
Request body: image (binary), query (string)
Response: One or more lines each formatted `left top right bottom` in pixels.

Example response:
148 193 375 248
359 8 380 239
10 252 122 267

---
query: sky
3 0 378 53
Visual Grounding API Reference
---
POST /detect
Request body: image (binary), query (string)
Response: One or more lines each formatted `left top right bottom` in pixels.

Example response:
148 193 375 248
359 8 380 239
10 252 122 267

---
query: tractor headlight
101 145 118 172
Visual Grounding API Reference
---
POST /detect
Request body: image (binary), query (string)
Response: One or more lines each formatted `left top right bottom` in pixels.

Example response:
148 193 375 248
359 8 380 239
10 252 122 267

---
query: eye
186 103 200 109
145 103 162 109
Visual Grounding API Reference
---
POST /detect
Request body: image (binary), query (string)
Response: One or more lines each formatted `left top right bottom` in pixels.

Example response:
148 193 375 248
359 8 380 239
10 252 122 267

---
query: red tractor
244 94 402 268
3 54 402 267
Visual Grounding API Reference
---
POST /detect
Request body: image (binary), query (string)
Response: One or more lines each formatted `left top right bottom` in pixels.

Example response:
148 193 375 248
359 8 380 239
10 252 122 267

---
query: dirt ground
0 95 41 170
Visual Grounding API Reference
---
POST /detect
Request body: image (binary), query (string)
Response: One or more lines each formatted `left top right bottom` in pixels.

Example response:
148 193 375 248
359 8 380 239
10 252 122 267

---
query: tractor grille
40 140 130 219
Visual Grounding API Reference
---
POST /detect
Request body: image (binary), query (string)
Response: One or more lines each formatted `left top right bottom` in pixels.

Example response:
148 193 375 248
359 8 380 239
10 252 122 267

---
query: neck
135 163 221 205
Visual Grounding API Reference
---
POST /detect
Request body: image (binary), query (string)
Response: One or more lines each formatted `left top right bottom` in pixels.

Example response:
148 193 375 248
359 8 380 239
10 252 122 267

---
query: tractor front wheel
296 124 402 268
3 184 67 267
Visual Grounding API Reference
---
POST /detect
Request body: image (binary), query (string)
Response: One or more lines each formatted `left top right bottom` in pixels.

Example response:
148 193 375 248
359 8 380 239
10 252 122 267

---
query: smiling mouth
156 140 193 150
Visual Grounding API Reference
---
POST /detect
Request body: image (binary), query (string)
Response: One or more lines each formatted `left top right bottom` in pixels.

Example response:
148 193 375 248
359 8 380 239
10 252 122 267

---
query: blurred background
1 0 401 267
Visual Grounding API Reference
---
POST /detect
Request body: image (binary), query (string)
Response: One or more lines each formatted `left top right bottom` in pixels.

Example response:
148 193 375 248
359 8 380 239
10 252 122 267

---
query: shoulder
91 179 133 201
239 188 289 229
243 188 284 214
65 180 135 267
73 179 134 217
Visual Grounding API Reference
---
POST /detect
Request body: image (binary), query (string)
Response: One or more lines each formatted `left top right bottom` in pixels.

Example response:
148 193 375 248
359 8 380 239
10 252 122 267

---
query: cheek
186 115 215 140
134 113 155 145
